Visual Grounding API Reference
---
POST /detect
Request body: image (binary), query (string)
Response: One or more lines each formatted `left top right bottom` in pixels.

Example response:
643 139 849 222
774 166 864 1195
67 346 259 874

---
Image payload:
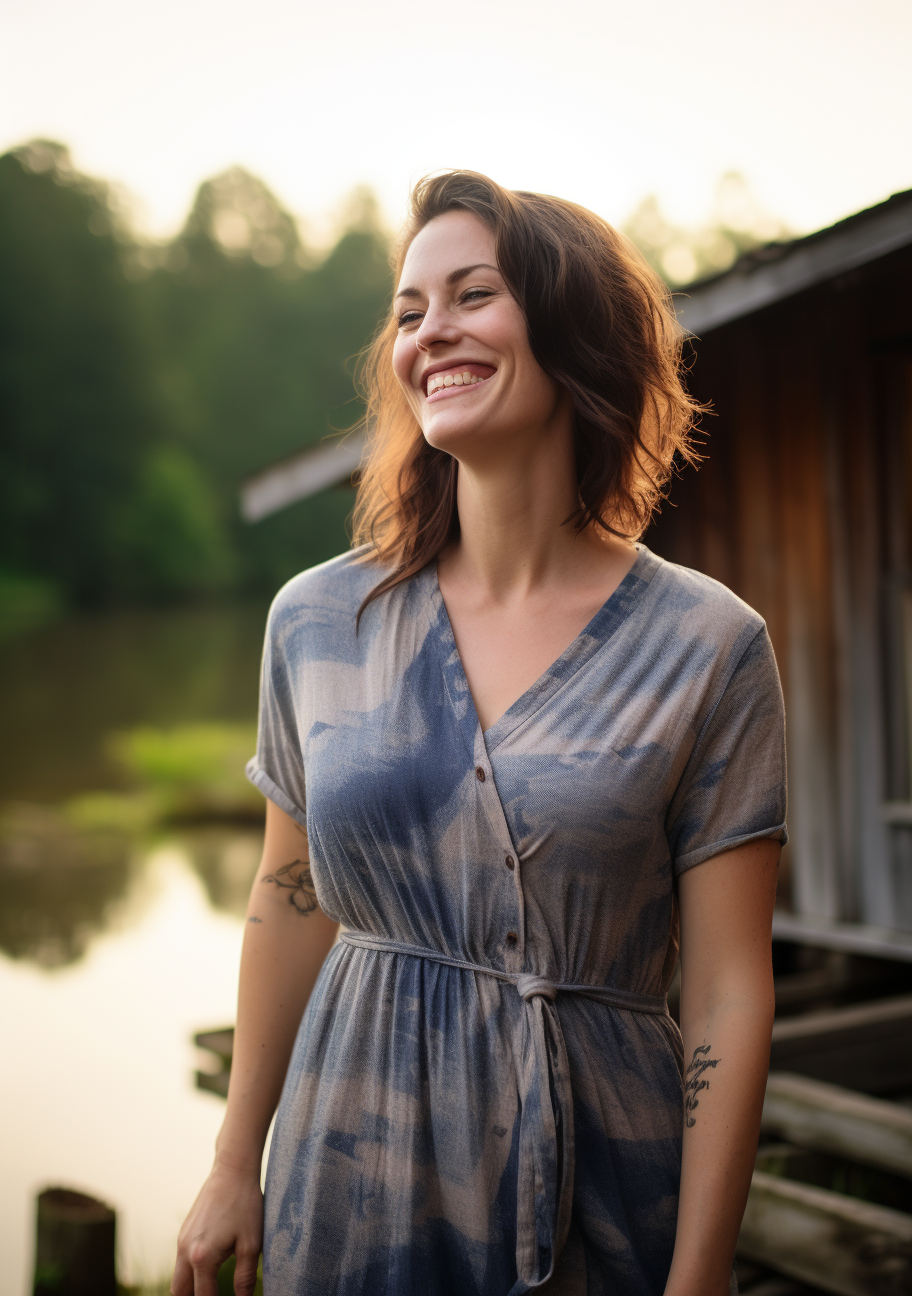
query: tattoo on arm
248 916 263 924
261 859 318 915
684 1042 720 1127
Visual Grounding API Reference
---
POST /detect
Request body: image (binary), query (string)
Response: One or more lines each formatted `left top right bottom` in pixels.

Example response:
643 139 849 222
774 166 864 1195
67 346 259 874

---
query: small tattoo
684 1043 720 1127
261 859 318 915
248 916 263 924
492 1124 507 1138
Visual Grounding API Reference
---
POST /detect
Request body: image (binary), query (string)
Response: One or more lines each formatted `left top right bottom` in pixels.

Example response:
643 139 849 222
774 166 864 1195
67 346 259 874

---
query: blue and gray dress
246 543 787 1296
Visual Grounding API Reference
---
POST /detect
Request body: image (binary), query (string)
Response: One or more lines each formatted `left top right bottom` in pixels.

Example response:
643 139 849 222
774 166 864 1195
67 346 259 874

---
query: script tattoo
684 1043 720 1127
261 859 318 915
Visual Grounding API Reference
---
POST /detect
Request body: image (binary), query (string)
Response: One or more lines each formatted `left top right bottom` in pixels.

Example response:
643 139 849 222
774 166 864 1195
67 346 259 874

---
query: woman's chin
421 411 488 456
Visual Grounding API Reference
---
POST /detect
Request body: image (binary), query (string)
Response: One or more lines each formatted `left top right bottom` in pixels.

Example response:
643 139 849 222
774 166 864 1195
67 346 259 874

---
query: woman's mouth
424 363 496 401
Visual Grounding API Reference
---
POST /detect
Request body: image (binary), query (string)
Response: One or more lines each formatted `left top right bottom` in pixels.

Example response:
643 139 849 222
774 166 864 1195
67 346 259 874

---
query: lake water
0 603 270 1293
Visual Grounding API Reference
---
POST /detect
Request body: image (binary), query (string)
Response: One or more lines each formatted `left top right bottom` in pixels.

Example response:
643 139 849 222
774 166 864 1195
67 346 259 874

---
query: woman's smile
423 362 497 400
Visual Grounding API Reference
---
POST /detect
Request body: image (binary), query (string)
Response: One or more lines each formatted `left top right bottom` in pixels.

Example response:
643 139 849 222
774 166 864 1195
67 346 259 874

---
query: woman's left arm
664 836 781 1296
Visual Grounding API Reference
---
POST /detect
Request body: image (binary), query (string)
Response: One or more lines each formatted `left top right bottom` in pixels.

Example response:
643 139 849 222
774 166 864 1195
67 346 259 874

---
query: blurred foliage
107 721 262 822
0 141 392 620
623 171 792 287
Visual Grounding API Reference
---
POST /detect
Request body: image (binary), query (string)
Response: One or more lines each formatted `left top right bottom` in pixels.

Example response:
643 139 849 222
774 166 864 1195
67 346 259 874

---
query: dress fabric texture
246 543 788 1296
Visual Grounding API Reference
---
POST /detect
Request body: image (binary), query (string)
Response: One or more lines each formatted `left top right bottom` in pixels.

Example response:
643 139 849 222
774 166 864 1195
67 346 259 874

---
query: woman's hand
170 1161 263 1296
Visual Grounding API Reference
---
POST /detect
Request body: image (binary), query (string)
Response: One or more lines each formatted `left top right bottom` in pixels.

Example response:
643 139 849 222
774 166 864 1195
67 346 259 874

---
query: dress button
505 855 515 870
505 931 518 946
475 766 486 782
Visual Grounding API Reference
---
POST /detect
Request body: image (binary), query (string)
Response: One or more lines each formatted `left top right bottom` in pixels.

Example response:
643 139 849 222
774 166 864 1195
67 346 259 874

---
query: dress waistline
337 929 670 1294
338 930 667 1015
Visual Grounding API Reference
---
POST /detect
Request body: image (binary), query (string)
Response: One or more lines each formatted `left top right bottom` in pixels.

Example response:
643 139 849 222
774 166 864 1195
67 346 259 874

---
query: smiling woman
353 171 701 619
172 171 786 1296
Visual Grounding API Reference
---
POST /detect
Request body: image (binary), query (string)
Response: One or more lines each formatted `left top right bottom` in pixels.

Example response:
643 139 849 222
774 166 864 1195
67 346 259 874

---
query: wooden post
762 1072 912 1179
740 1168 912 1296
33 1187 117 1296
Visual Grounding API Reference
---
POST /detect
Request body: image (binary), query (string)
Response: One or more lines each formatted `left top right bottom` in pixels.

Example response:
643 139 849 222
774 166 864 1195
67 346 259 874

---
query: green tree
0 144 393 614
139 169 391 590
0 142 163 605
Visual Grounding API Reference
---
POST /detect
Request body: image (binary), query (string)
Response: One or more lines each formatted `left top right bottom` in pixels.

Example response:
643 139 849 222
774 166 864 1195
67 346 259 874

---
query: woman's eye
462 289 493 304
397 310 422 327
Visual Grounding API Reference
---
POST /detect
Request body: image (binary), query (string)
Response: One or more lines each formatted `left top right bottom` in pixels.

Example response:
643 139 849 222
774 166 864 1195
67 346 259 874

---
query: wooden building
652 189 912 958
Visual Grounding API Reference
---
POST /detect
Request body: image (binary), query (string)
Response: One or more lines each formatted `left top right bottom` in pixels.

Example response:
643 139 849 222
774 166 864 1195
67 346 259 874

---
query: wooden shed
651 188 912 959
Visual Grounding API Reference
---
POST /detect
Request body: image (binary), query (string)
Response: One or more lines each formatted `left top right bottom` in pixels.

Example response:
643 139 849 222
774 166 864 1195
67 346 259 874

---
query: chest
438 589 614 734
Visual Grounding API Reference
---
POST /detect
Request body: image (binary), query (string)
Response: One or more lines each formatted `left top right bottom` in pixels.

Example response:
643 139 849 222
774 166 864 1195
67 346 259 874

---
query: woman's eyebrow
394 263 501 301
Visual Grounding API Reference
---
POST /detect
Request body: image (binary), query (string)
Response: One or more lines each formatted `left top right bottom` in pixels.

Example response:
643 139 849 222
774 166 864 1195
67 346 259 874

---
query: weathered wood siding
650 245 912 931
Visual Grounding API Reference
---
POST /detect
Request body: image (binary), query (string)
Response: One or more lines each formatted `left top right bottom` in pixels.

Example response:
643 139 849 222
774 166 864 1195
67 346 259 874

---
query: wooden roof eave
675 189 912 338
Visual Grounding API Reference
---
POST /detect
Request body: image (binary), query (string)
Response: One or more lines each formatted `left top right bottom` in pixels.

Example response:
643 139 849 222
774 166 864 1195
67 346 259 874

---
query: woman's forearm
214 802 339 1175
664 989 774 1296
668 840 780 1296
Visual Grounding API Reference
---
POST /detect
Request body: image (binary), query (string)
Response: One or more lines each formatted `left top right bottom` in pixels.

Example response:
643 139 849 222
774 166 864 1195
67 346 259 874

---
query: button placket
472 728 524 966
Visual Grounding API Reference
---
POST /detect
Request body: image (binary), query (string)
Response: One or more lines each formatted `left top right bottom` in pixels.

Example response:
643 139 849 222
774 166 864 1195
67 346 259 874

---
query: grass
119 1256 263 1295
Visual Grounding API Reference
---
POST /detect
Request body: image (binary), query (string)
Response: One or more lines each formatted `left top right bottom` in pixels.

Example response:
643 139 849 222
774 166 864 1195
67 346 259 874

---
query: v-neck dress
246 543 787 1296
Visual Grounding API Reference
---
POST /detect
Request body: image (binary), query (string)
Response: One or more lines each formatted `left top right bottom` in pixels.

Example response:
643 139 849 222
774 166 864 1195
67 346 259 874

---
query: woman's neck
440 420 635 605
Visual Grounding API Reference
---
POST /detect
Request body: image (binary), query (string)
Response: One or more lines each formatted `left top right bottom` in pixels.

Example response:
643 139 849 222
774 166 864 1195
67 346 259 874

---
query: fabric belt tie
339 931 667 1294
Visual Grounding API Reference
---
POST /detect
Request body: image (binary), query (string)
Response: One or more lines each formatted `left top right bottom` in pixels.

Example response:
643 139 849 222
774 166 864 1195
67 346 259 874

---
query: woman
172 171 786 1296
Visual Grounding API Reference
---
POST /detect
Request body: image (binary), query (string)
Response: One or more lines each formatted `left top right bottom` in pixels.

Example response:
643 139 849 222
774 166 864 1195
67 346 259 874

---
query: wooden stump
33 1187 117 1296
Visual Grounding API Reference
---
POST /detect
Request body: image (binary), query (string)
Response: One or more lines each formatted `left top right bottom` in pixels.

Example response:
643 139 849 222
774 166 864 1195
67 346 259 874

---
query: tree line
0 141 392 623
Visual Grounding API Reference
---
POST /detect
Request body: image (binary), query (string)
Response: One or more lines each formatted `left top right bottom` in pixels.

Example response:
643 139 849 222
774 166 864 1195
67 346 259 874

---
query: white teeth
427 370 484 394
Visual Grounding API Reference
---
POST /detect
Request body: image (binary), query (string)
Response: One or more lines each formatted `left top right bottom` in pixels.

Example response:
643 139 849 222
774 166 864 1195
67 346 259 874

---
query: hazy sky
3 0 910 241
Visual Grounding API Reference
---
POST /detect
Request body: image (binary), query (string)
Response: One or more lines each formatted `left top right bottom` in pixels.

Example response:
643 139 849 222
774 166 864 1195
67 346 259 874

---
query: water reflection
0 803 135 967
0 601 266 804
0 603 270 1290
0 810 263 968
183 829 264 917
1 842 253 1292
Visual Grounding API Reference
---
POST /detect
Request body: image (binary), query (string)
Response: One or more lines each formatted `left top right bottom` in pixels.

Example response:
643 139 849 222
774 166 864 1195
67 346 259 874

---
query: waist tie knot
338 930 667 1293
515 973 557 1002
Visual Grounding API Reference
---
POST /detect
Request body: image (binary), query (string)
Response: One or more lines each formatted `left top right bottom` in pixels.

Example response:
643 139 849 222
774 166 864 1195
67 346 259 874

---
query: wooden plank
772 911 912 962
762 1073 912 1178
778 325 842 922
239 429 366 523
196 1069 230 1099
739 1168 912 1296
194 1027 234 1062
769 994 912 1095
195 1027 233 1099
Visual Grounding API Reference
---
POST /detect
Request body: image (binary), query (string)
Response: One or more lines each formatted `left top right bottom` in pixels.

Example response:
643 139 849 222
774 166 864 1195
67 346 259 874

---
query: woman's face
392 210 567 458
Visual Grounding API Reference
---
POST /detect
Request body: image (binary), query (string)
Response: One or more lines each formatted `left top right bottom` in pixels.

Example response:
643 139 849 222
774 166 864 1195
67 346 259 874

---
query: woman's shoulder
270 546 383 613
641 547 768 652
265 547 395 649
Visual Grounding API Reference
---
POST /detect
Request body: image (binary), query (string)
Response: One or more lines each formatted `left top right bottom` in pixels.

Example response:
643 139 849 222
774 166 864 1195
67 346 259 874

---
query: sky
2 0 911 244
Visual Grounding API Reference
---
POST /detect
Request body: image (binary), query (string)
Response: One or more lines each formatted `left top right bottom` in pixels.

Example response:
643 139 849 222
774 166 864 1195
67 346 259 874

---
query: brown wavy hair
352 170 701 616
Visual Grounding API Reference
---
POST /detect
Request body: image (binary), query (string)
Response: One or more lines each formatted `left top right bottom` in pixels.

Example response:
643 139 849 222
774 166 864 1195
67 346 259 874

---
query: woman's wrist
213 1126 268 1177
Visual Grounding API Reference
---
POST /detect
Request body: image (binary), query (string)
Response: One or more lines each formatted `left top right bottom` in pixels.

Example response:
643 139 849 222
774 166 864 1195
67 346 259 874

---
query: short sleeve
245 596 308 829
666 625 787 876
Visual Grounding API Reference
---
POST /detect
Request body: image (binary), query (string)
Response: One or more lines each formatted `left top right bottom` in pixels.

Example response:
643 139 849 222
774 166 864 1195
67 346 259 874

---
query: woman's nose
415 301 461 352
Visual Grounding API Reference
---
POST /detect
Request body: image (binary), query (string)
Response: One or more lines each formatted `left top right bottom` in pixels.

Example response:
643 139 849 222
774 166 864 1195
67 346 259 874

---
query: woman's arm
171 799 339 1296
663 837 780 1296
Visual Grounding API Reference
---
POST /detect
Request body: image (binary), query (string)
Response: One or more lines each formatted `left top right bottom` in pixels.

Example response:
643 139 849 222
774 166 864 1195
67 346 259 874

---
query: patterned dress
246 543 787 1296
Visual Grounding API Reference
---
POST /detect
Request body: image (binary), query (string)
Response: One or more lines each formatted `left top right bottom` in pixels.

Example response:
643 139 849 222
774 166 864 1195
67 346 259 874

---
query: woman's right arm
171 798 340 1296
